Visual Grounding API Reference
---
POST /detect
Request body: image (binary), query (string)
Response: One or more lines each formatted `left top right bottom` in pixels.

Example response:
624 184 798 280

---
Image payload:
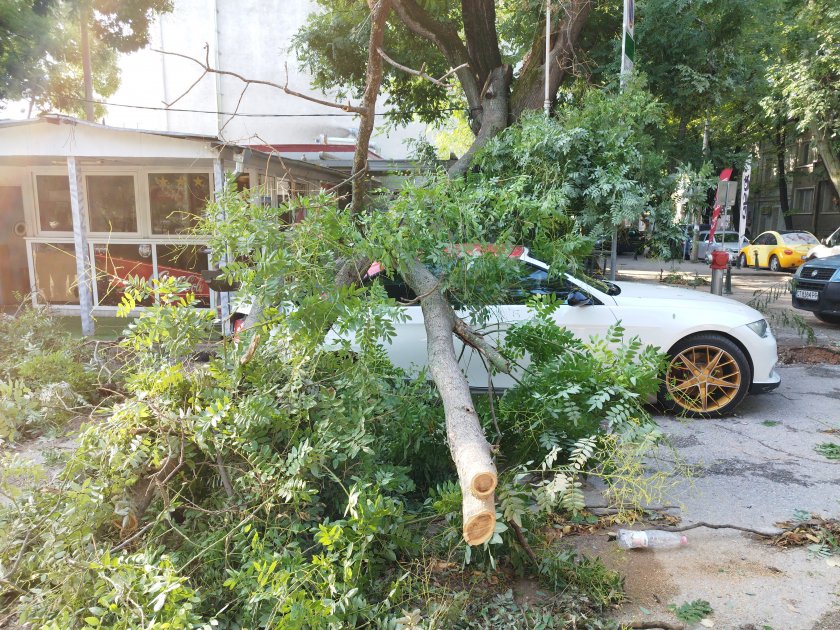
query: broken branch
153 46 364 114
377 47 468 86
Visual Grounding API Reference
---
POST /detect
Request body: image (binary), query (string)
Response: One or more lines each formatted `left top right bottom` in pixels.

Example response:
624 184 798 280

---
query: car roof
365 244 528 278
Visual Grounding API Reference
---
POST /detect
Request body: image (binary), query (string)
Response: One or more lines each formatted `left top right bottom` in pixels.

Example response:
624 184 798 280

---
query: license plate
796 289 819 301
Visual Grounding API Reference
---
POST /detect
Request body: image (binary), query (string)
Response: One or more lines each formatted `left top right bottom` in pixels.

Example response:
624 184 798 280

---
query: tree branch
377 47 468 87
391 0 481 114
402 259 497 546
453 317 510 375
153 45 365 114
350 0 392 217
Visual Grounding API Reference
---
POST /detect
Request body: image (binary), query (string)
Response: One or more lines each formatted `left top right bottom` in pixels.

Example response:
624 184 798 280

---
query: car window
363 271 418 303
781 232 819 245
754 233 774 246
503 264 596 305
722 233 740 243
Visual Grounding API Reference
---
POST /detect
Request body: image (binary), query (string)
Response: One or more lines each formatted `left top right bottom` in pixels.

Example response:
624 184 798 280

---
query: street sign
716 180 737 208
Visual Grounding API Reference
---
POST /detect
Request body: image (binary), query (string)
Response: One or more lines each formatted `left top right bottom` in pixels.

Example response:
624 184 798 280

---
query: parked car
791 254 840 324
806 226 840 260
695 230 742 264
738 230 819 272
357 247 780 417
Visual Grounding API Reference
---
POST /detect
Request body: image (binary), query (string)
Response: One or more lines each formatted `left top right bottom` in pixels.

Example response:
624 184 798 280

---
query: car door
759 232 778 267
455 265 619 390
747 233 772 267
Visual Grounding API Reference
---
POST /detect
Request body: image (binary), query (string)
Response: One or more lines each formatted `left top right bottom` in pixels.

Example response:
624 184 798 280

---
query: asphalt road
571 263 840 630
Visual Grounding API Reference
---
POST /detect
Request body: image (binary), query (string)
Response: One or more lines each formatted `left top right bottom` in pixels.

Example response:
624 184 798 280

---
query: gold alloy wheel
665 345 743 413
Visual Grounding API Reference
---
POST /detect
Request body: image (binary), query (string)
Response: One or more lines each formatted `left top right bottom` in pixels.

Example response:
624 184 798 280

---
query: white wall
105 0 427 159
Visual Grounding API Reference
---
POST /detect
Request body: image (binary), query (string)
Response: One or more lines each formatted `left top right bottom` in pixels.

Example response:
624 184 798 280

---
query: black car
791 254 840 324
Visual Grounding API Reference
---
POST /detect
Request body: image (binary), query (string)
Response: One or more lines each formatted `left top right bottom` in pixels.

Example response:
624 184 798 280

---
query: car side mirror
567 291 593 306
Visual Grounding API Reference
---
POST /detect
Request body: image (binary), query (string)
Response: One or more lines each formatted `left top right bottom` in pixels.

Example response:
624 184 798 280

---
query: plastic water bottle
617 529 688 549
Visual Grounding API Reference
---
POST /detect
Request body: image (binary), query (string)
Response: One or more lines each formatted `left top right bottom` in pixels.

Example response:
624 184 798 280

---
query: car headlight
747 319 769 338
831 269 840 282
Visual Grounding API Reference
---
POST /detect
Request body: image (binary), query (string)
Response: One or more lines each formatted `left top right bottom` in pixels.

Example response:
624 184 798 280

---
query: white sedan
366 247 780 417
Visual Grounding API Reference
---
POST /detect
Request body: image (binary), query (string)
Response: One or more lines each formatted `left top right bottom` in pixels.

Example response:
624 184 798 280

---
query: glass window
93 243 154 306
781 232 819 245
792 188 814 214
87 175 137 233
36 175 72 231
505 265 578 305
149 173 210 235
32 243 79 304
156 244 210 308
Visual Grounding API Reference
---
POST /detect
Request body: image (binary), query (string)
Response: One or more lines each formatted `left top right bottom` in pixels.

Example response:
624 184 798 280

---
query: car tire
769 255 781 272
738 253 748 268
815 313 840 325
659 333 752 418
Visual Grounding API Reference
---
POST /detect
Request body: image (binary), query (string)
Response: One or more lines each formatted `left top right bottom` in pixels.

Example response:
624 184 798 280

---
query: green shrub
16 350 97 398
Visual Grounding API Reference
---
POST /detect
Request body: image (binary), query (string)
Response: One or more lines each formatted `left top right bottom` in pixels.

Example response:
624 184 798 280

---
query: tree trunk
776 122 792 229
391 0 481 116
812 122 840 200
350 0 392 217
448 66 511 177
510 0 592 119
461 0 501 85
402 260 497 546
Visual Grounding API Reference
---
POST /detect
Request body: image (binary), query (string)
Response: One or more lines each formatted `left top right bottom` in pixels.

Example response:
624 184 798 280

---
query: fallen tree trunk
403 259 497 545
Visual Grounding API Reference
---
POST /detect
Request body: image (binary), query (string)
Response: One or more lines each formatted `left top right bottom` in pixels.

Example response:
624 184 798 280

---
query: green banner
624 32 635 63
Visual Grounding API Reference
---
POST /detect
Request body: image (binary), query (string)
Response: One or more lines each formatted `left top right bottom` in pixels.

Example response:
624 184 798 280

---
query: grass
814 442 840 460
56 315 133 340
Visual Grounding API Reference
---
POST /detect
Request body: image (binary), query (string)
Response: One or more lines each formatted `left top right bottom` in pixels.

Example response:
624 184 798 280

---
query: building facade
0 115 346 333
747 133 840 238
104 0 426 159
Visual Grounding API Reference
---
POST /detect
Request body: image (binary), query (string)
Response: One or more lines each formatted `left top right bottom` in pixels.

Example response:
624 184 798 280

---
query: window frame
792 187 815 215
145 169 214 238
84 171 141 236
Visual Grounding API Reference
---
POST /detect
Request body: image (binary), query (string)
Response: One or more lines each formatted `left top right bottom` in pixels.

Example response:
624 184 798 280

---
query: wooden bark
402 260 497 546
461 0 501 85
448 66 511 178
350 0 392 217
510 0 592 120
391 0 481 116
776 122 792 229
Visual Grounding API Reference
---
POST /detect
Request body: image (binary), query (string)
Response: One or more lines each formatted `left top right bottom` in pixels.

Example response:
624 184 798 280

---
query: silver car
699 230 742 264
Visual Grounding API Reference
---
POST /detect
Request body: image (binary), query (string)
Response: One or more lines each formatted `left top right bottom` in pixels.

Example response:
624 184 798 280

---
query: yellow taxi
738 230 819 272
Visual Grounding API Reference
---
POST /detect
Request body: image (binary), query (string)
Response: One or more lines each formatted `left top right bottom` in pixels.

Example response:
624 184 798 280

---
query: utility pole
80 1 94 121
544 1 551 116
609 0 635 280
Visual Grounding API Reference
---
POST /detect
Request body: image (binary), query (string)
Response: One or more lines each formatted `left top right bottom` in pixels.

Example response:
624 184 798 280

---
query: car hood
610 281 764 321
808 244 840 260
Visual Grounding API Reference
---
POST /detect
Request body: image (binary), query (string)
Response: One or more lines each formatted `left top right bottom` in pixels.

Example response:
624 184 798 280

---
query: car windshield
782 232 819 245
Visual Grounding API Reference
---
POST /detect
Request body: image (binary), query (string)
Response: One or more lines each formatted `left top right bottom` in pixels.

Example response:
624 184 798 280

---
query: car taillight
783 249 793 255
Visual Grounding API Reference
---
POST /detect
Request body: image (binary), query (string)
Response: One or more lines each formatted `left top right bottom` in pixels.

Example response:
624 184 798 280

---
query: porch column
67 157 95 336
214 157 231 336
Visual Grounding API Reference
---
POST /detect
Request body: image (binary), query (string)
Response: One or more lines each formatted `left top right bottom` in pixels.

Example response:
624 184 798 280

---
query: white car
807 226 840 260
365 247 780 417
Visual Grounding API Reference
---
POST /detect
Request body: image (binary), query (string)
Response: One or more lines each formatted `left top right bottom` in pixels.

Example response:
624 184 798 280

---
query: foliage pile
0 170 668 627
0 305 101 444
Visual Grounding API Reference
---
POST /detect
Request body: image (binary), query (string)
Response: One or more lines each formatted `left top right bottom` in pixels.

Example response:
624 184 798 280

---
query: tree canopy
0 0 171 116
